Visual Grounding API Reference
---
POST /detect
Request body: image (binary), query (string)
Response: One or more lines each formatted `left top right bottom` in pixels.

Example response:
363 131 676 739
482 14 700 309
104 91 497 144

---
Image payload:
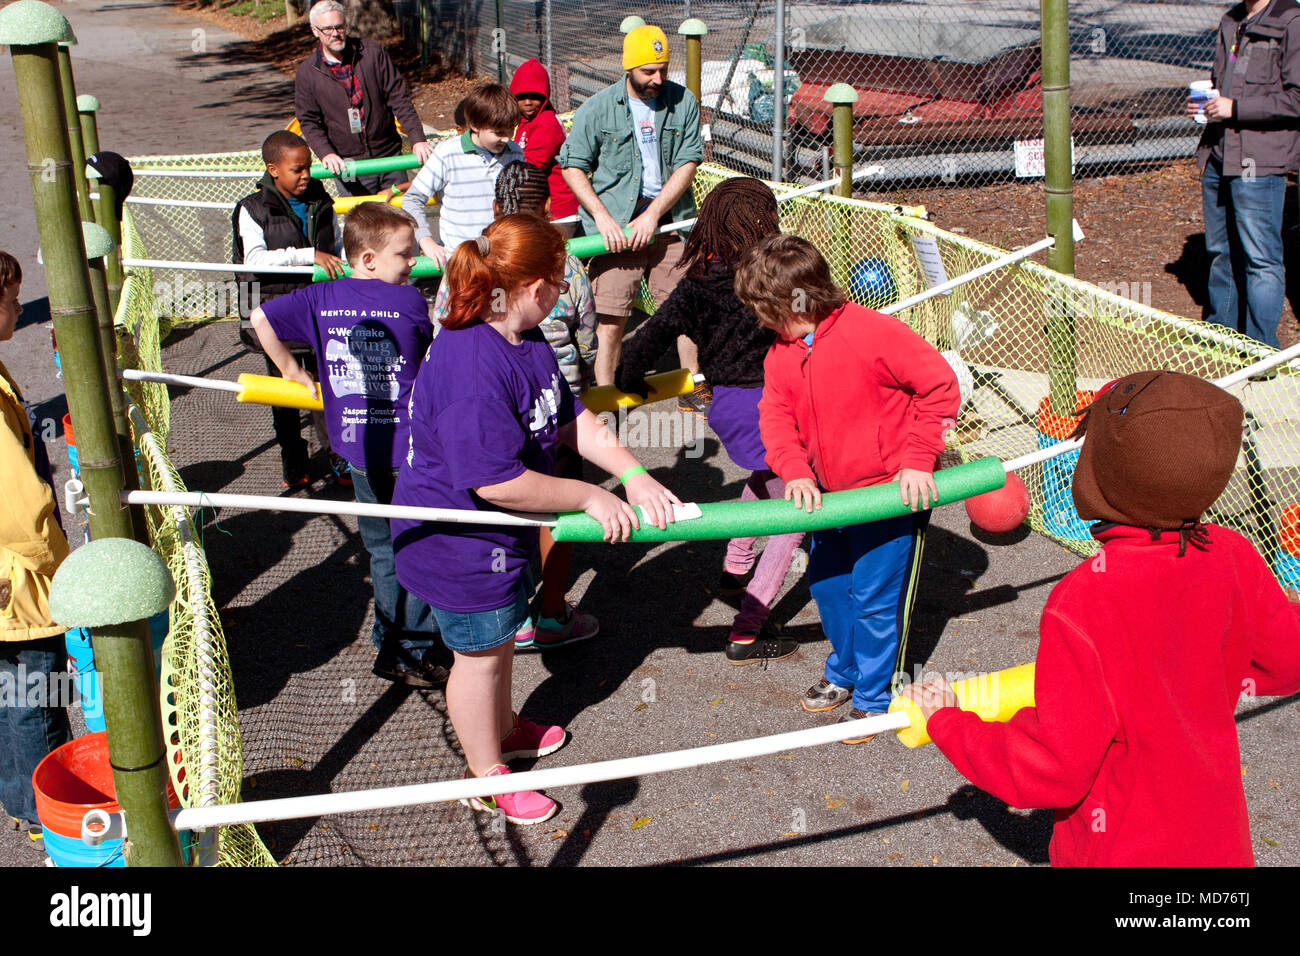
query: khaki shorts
588 233 685 319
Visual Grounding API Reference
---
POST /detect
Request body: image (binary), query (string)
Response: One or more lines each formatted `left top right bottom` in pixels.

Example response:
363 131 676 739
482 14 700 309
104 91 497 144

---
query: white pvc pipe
123 196 237 211
122 258 313 275
166 711 911 831
131 168 263 178
122 368 241 393
123 489 556 529
883 237 1056 316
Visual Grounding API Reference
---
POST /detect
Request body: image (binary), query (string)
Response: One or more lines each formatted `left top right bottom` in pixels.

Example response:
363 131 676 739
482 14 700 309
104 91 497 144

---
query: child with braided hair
614 177 804 664
431 162 600 648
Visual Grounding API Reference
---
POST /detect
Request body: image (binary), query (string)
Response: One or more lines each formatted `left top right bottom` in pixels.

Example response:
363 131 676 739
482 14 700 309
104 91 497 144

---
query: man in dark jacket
295 0 432 197
1194 0 1300 349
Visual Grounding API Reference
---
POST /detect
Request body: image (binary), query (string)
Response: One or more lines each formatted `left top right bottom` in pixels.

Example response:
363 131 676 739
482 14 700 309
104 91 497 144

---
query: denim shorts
431 580 530 654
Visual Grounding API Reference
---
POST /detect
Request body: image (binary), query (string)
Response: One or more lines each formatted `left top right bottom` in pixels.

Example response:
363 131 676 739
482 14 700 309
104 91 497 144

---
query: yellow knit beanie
623 25 670 70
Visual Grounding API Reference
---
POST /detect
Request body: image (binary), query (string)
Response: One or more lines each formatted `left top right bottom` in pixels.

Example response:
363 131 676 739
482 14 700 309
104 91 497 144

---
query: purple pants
724 470 806 638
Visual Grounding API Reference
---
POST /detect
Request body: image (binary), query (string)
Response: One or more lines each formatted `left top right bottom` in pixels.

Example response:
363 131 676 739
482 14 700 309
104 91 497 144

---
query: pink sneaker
461 765 557 825
513 616 536 649
500 712 569 761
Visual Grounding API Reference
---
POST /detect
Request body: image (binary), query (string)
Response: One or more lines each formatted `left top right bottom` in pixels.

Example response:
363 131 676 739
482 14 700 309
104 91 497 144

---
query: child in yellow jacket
0 251 72 839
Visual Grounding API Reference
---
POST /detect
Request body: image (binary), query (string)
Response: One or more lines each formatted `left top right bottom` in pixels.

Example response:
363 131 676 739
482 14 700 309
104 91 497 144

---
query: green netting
117 212 275 868
111 142 1300 866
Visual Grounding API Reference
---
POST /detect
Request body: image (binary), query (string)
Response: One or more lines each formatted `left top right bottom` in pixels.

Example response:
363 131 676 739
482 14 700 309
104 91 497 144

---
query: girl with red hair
392 215 679 824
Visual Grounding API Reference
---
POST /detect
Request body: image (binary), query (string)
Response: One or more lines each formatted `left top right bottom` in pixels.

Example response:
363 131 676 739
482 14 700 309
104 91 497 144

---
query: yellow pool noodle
236 373 324 411
579 368 697 414
890 662 1036 748
332 193 437 214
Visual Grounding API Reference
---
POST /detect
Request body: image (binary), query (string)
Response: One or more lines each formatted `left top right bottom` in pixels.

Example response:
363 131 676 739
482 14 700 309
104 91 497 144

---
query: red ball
965 472 1030 534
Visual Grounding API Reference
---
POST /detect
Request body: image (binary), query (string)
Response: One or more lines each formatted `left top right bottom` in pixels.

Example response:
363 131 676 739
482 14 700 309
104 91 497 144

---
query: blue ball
848 257 897 308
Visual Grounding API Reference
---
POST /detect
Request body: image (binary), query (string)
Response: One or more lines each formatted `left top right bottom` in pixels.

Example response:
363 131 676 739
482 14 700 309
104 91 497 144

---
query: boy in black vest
233 130 346 487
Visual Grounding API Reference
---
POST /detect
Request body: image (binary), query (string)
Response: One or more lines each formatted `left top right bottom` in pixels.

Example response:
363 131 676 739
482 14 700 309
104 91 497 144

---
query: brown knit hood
1071 371 1244 547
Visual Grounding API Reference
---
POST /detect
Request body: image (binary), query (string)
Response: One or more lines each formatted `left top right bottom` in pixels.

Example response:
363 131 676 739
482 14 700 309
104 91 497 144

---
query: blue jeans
0 635 72 825
808 512 928 713
1201 156 1285 350
351 466 448 669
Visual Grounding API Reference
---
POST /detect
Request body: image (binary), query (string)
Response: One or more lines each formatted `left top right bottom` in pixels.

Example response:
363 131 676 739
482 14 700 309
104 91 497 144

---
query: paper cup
1190 80 1218 124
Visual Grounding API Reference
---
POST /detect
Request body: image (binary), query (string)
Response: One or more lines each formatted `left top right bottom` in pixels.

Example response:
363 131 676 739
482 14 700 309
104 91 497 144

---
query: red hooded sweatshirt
759 302 960 491
510 58 579 220
929 524 1300 866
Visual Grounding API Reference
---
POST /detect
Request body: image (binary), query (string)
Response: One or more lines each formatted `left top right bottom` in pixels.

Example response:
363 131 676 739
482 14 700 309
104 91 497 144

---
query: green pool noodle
311 228 639 281
48 538 175 628
309 152 423 181
551 456 1007 543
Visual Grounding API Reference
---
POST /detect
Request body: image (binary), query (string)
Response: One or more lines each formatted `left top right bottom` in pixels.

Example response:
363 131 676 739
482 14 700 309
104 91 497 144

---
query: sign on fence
1014 137 1076 178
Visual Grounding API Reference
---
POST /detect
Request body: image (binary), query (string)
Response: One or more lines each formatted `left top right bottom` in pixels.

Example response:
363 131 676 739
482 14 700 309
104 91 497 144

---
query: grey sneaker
801 677 853 713
838 707 886 745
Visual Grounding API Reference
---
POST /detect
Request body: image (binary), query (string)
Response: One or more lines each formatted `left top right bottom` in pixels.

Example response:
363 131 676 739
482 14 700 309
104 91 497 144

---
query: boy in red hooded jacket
905 370 1300 865
510 58 580 236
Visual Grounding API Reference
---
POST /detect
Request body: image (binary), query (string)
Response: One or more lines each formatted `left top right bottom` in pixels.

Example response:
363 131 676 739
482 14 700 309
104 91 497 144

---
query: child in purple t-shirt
251 203 452 689
392 213 680 825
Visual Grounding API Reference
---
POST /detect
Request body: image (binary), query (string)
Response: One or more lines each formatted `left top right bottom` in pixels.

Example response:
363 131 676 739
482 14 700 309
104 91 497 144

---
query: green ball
50 538 175 628
0 0 76 46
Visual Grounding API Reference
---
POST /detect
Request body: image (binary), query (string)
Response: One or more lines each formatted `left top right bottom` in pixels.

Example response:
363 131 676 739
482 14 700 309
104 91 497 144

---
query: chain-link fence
392 0 1222 187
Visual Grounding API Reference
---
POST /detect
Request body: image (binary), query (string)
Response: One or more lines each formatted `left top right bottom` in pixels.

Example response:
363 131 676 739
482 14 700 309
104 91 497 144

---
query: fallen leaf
900 779 910 792
631 817 652 830
1267 780 1280 790
931 855 939 863
582 829 592 840
887 852 902 861
882 837 891 844
1261 836 1280 847
709 697 724 707
549 829 568 840
368 823 379 831
633 702 647 712
777 754 795 760
703 731 716 737
825 795 845 810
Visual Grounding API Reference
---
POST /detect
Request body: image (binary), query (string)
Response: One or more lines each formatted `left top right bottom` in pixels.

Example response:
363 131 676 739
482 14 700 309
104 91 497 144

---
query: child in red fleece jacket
735 234 959 737
905 370 1300 865
510 58 580 236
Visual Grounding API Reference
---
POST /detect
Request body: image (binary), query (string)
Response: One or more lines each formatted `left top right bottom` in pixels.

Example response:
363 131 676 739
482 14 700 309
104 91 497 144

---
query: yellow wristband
619 465 647 485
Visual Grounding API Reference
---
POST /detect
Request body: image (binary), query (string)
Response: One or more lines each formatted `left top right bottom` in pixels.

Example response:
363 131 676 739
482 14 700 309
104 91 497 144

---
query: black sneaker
281 467 310 489
718 568 754 596
373 657 450 688
726 632 798 665
329 454 353 487
677 382 713 418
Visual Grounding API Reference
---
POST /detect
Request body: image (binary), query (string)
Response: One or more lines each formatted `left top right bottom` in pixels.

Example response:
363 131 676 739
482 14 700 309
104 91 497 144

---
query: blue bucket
1275 550 1300 591
65 611 169 734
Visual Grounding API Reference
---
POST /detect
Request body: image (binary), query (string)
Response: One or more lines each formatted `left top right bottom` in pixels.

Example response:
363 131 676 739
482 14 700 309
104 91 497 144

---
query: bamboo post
0 0 182 868
56 40 94 223
285 0 297 27
679 18 707 106
77 94 123 313
825 83 858 198
1041 0 1078 417
82 221 147 544
773 0 786 181
825 83 859 289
